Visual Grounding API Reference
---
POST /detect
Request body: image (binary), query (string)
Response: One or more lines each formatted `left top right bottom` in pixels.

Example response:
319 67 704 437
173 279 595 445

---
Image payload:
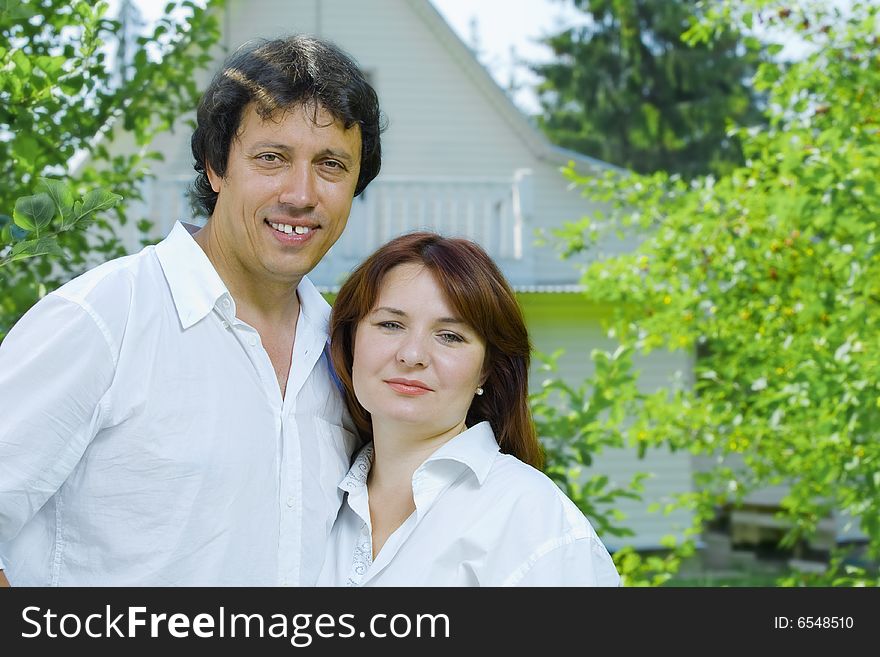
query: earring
475 387 484 396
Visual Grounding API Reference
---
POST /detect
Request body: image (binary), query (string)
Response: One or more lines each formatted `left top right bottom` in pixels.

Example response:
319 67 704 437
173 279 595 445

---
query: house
113 0 696 551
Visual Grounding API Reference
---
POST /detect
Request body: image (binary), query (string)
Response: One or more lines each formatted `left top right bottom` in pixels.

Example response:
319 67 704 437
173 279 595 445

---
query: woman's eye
378 321 402 330
439 332 463 344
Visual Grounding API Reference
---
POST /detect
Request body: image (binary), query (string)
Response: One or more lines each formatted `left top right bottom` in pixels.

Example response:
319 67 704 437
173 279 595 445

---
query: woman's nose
396 335 429 368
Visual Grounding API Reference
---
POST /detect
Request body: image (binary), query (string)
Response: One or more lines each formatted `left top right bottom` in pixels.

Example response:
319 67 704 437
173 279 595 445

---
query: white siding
521 294 695 550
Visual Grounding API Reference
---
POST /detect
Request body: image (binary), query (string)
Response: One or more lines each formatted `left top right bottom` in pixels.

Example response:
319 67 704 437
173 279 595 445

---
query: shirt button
287 496 295 507
223 298 231 308
249 337 257 347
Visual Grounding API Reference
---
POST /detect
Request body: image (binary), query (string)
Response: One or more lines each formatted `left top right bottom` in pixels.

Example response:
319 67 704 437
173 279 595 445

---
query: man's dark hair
191 34 384 217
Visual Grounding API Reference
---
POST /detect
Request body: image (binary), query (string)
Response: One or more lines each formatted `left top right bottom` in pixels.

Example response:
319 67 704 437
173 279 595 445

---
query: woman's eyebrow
372 306 406 317
371 307 465 324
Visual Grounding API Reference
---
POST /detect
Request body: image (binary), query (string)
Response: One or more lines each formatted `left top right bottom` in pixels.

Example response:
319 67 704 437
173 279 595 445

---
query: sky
429 0 586 113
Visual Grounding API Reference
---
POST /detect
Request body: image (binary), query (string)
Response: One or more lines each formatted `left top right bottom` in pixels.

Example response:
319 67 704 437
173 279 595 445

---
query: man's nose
278 163 318 209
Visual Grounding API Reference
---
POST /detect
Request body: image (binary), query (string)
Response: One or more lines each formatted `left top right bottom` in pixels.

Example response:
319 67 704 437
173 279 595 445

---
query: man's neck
192 223 301 328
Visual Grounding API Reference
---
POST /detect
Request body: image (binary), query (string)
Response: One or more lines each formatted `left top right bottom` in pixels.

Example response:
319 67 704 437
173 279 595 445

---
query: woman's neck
368 419 467 491
366 419 467 560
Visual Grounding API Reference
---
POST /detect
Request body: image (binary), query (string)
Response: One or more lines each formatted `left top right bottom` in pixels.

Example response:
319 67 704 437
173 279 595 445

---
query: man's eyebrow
371 307 465 324
249 141 291 152
317 148 355 165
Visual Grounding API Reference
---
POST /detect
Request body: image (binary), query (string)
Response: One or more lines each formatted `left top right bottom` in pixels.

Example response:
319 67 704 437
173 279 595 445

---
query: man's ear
206 164 222 194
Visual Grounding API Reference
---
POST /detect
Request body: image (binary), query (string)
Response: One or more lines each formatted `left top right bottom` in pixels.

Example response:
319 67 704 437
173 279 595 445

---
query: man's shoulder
51 244 161 310
3 246 165 363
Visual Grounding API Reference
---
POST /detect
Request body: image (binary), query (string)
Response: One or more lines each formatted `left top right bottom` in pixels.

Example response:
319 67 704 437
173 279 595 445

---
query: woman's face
352 263 487 437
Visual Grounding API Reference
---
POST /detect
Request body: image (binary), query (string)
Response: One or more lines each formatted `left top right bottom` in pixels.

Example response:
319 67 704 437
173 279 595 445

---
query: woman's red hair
329 231 543 469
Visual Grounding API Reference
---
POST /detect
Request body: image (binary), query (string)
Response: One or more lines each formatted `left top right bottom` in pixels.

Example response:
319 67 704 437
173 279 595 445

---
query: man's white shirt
0 221 356 586
317 421 621 587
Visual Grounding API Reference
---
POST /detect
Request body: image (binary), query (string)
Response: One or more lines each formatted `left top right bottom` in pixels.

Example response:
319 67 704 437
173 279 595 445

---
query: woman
318 232 620 586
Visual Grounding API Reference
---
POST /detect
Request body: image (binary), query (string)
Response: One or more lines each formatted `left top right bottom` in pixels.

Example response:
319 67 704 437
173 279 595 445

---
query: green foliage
532 0 767 178
553 0 880 586
0 0 222 340
2 179 121 267
530 346 701 585
532 346 646 539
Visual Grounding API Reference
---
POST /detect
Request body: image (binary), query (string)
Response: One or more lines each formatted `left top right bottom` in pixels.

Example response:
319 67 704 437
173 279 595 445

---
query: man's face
207 102 362 286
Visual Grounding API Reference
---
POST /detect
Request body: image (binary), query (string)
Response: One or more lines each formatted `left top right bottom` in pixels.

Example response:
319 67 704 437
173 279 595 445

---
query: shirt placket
277 315 326 586
278 394 301 586
217 295 290 583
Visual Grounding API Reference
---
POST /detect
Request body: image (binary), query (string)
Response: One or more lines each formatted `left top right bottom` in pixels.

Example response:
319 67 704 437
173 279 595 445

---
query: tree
0 0 221 340
555 0 880 585
532 0 767 178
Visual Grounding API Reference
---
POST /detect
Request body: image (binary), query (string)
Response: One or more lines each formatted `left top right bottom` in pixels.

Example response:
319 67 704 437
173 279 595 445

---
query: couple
0 35 618 587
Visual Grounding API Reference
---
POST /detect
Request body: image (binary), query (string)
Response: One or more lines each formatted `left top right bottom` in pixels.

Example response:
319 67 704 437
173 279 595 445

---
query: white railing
333 173 531 262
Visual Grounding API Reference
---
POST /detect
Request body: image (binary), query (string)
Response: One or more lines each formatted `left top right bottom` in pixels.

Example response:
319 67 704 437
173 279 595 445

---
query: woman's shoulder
488 451 554 485
488 451 565 493
484 452 594 530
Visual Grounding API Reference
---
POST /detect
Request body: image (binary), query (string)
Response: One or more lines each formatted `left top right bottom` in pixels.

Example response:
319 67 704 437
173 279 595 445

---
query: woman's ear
478 359 490 388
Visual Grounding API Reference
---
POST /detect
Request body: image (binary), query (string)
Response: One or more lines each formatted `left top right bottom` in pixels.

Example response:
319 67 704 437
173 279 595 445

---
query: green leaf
36 178 75 228
11 49 32 76
2 238 66 267
13 134 40 168
10 237 63 257
0 0 40 20
75 189 123 222
13 193 55 233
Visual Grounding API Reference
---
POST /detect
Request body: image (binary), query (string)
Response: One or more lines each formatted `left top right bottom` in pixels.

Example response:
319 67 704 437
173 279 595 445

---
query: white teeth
268 222 311 235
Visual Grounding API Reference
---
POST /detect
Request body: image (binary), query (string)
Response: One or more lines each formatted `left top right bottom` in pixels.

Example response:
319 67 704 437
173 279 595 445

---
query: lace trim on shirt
346 522 373 587
340 443 373 493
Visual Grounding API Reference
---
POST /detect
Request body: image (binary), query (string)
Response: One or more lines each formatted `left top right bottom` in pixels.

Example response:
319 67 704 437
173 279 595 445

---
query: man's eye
323 160 345 170
258 153 279 162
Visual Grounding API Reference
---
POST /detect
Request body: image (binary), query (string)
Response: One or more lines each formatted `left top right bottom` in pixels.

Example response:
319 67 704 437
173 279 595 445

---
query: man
0 35 383 586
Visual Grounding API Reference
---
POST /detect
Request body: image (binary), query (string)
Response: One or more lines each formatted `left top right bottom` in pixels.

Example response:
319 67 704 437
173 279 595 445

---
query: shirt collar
154 222 229 330
340 443 374 494
296 273 331 337
155 221 331 335
419 421 499 486
338 421 499 496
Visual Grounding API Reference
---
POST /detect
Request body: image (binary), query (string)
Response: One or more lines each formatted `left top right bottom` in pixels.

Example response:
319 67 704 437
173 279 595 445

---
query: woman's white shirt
317 422 621 587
